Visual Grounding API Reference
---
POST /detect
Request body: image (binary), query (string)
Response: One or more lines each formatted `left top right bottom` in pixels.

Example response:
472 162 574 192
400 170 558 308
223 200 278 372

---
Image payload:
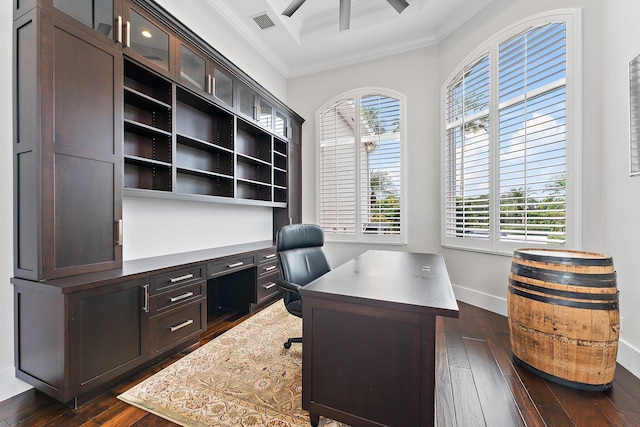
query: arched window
317 89 405 243
442 11 581 253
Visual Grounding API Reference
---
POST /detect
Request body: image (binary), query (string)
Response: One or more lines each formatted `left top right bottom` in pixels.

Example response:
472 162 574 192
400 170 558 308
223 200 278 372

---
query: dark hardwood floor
2 301 639 426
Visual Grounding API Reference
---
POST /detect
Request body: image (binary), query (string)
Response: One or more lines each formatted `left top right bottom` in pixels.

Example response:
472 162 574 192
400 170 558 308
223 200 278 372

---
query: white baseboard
451 283 640 381
0 366 32 403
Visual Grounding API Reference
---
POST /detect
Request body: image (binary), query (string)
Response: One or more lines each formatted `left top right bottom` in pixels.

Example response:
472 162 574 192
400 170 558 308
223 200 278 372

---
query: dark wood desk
300 250 459 427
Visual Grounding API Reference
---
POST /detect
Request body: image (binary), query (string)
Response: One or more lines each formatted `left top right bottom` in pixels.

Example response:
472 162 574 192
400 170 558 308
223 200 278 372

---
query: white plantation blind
319 90 403 242
498 22 567 245
319 98 357 235
443 16 575 251
445 55 491 239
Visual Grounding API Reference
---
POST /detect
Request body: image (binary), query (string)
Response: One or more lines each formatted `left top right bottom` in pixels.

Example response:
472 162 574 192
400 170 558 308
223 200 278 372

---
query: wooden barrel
507 248 619 390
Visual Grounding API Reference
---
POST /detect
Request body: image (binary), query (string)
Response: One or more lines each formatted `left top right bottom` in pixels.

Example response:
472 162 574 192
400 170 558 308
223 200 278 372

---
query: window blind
498 23 567 244
444 55 491 239
318 91 403 241
319 98 357 235
443 17 572 251
360 94 401 235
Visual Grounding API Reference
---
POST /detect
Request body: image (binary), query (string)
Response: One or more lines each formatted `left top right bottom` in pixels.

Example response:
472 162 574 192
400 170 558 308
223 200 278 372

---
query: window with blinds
443 16 576 251
318 90 404 242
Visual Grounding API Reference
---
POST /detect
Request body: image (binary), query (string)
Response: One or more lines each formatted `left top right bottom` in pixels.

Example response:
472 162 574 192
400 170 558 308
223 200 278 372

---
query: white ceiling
204 0 495 78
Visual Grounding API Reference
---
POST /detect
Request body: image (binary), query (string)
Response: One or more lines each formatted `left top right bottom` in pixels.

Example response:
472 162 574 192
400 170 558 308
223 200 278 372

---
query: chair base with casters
284 337 302 349
275 224 331 350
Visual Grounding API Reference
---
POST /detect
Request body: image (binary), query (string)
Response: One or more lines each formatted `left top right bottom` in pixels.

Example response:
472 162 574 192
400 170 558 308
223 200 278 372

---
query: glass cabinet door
213 68 234 107
126 8 171 74
53 0 118 41
275 110 288 138
179 44 207 92
259 98 273 130
239 83 256 119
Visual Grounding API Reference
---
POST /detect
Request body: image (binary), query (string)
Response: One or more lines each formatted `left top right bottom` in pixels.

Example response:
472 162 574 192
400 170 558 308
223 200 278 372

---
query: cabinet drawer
257 248 277 264
149 281 205 314
257 259 279 277
151 299 205 356
208 255 255 278
257 273 281 303
150 265 206 294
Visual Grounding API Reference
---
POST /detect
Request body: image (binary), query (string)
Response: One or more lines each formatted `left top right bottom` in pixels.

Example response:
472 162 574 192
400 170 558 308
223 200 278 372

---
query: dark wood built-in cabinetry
12 0 302 407
13 241 280 406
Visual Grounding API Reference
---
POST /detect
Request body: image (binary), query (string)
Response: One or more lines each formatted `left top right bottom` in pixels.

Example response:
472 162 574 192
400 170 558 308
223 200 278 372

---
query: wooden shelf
123 58 290 206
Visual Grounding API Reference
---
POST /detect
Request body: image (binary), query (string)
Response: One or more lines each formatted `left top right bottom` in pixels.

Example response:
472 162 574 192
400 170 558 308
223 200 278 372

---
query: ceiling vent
252 13 276 30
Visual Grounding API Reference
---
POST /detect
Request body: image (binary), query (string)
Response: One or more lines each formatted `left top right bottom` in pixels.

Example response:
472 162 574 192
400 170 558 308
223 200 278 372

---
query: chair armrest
277 279 303 294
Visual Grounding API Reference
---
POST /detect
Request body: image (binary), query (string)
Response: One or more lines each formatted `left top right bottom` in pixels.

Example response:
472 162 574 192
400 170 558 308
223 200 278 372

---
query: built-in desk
12 240 281 407
300 250 459 427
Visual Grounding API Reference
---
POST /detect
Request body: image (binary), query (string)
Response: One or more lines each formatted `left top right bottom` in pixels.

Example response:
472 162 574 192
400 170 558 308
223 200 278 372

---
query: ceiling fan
282 0 410 32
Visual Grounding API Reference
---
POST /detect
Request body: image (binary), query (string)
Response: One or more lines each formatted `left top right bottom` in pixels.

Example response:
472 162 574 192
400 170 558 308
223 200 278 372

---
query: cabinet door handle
211 75 216 95
254 106 259 120
143 284 149 313
170 292 194 303
170 273 194 283
170 319 194 332
264 254 276 260
116 219 123 246
116 16 123 43
264 266 277 272
228 261 244 268
263 282 276 290
125 21 131 48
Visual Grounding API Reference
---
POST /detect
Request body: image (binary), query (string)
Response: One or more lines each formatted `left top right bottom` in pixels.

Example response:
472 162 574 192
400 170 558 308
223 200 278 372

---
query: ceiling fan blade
339 0 351 31
386 0 410 14
282 0 307 17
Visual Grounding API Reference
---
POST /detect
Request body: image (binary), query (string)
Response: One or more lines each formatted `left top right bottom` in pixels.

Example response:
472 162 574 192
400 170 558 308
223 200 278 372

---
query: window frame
316 88 407 244
441 9 582 255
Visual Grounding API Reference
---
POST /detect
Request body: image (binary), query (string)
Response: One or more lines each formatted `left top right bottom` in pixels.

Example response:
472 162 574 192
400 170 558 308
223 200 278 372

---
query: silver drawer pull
170 319 194 332
264 282 277 290
170 273 194 283
264 254 276 259
143 284 150 313
228 261 244 268
170 292 194 303
264 266 277 272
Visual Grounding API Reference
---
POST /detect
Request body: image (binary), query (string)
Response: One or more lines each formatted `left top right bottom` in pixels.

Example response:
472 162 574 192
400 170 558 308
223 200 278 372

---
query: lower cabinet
68 278 150 400
13 275 205 406
12 242 278 406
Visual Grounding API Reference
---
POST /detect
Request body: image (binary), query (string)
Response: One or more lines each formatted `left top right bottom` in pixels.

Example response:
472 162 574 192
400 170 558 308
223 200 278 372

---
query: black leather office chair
276 224 331 349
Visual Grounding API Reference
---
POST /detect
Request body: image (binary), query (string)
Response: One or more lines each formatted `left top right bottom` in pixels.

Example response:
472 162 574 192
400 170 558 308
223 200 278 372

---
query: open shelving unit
123 60 173 192
175 87 235 198
123 58 289 207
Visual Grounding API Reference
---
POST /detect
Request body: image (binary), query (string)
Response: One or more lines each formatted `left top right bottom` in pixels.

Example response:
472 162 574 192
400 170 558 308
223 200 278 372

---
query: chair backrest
276 224 331 290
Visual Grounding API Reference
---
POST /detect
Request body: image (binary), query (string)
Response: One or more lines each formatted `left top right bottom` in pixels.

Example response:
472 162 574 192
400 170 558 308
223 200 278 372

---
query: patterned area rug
118 301 347 426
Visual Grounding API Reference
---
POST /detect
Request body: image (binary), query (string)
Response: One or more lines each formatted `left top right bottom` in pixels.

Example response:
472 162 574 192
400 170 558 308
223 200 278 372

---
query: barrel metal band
511 264 617 287
508 277 619 301
513 251 613 267
508 285 618 310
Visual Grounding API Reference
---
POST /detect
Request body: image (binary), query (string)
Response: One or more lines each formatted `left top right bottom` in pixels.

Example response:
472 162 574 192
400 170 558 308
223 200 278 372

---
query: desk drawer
150 299 205 356
150 265 206 295
208 255 255 278
257 248 277 264
149 281 205 314
257 273 280 303
257 259 279 277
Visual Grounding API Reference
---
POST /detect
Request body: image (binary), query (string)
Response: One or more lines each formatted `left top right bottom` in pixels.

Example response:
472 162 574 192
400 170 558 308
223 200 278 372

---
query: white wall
601 0 640 378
